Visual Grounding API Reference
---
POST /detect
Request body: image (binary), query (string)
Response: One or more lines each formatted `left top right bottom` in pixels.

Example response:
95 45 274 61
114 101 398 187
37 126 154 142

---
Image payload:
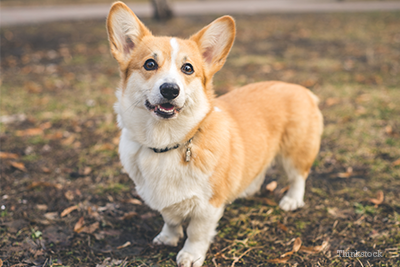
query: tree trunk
151 0 173 21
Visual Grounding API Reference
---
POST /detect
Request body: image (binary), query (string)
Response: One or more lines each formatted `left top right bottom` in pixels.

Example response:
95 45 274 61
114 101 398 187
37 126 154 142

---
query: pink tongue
160 103 174 111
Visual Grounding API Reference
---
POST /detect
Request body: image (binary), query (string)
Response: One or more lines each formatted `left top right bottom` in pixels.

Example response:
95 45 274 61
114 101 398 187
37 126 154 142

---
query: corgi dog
106 2 323 266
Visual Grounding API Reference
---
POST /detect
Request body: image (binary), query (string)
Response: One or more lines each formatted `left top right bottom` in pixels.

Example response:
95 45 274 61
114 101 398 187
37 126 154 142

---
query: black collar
150 144 180 153
150 137 193 153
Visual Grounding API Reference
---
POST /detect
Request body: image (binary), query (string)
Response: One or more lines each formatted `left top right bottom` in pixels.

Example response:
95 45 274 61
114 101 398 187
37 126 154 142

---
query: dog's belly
119 128 213 211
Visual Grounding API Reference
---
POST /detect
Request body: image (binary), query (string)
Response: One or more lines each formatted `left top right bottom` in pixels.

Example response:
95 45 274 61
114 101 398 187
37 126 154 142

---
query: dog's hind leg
278 157 308 211
278 93 323 211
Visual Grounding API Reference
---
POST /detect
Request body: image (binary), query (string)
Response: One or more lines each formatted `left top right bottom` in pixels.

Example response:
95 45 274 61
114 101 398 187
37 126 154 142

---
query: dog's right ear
106 1 151 68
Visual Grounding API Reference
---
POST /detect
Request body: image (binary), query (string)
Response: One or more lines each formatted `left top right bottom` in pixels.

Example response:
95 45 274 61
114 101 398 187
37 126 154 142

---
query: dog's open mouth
145 100 180 119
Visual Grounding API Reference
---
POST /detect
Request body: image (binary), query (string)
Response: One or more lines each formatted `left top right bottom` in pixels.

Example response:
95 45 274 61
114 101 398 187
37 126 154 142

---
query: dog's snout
160 83 180 100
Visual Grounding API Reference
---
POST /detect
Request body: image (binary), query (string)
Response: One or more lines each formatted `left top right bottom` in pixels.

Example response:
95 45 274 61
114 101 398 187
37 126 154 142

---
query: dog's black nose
160 83 180 100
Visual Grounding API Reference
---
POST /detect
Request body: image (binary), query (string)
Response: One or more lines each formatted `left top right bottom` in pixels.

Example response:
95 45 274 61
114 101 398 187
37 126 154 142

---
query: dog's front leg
177 205 224 267
153 213 184 247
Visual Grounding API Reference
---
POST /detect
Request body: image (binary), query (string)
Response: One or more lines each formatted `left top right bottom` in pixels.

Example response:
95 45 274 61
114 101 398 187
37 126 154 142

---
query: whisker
123 98 143 114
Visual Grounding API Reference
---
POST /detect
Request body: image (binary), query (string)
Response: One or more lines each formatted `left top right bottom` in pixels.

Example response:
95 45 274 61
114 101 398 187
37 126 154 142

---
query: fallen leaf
292 237 302 252
263 198 278 206
28 181 62 190
36 204 48 211
325 97 340 107
354 215 365 225
64 190 75 201
385 125 393 135
369 190 384 206
117 241 131 249
355 106 367 115
40 121 52 129
99 229 121 236
41 167 51 173
83 167 92 175
61 135 75 146
74 217 85 233
392 158 400 166
25 81 42 93
248 197 277 206
280 185 290 195
266 181 278 192
356 93 370 103
81 222 99 234
112 136 120 145
299 240 329 254
267 255 290 263
44 212 58 220
300 79 317 88
61 205 78 217
0 258 3 267
336 167 353 178
73 141 81 149
328 207 346 219
88 207 101 219
16 128 43 137
280 251 294 258
10 162 27 172
119 211 138 220
0 151 19 159
93 143 114 151
140 212 157 220
123 198 143 205
94 232 105 240
277 222 288 232
45 131 63 140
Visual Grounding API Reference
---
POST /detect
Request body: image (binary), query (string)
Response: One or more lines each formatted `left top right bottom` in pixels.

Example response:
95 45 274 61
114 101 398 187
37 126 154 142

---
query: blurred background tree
151 0 173 20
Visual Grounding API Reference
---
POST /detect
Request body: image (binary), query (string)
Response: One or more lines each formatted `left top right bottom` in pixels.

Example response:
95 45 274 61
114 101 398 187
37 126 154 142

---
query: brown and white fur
106 2 323 266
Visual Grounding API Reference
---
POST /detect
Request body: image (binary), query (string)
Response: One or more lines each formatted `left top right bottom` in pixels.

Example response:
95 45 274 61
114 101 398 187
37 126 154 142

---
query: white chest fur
119 128 213 212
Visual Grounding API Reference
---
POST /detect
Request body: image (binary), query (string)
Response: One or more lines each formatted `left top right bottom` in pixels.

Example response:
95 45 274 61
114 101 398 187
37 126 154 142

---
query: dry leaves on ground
117 241 131 249
28 181 62 190
336 167 353 178
299 240 329 254
277 222 288 232
0 151 19 159
267 238 328 263
369 190 384 206
74 217 85 233
81 222 100 234
15 128 43 137
61 205 78 217
266 181 278 192
119 211 138 221
392 158 400 166
10 161 27 172
73 216 100 234
281 237 302 257
122 198 143 205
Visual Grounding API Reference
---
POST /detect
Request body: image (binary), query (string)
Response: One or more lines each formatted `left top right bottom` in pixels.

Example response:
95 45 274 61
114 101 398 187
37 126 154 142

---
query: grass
1 11 400 266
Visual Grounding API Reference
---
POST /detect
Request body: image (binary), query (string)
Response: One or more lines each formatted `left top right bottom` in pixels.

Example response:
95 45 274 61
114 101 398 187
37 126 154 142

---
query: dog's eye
181 63 194 75
144 59 158 71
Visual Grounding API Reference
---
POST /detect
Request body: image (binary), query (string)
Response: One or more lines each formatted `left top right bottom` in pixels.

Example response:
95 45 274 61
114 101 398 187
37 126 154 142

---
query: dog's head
107 1 235 146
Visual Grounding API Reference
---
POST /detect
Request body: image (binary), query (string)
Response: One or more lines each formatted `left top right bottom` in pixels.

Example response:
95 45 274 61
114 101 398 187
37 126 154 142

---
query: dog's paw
177 250 205 267
153 230 182 247
279 195 305 211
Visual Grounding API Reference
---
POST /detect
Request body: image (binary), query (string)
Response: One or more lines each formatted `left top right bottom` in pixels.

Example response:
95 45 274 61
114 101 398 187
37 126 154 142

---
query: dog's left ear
106 1 152 68
190 16 236 76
